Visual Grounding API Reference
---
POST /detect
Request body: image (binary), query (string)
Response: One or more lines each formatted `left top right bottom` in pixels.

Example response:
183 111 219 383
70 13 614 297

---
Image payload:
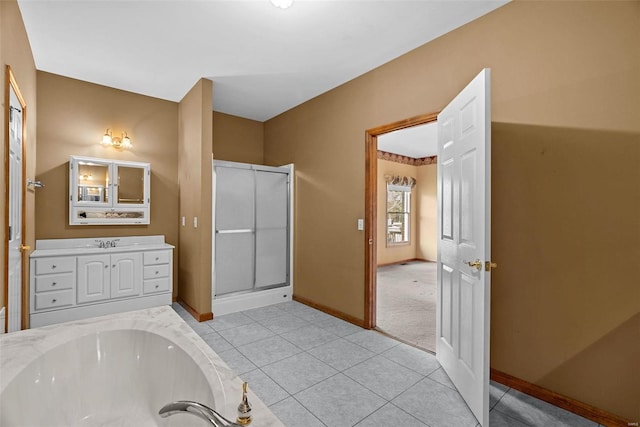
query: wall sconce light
100 129 132 149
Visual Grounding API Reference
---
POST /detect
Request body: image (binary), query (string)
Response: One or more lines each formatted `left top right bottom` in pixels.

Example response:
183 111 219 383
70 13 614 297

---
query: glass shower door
214 166 255 296
255 169 289 289
214 162 290 297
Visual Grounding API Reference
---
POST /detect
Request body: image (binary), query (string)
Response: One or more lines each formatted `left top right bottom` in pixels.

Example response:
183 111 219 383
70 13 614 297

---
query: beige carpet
376 260 436 353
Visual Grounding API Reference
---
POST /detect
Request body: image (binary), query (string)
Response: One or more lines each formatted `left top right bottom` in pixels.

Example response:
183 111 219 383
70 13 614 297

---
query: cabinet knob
52 298 57 303
51 265 57 269
112 265 116 268
155 285 159 289
105 265 108 269
155 271 159 275
155 257 159 261
52 282 57 286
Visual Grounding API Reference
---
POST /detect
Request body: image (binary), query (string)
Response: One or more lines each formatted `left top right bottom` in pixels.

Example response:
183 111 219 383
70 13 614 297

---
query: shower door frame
211 160 294 315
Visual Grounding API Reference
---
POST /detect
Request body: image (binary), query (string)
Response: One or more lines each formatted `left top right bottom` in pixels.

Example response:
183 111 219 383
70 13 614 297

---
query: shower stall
212 160 293 315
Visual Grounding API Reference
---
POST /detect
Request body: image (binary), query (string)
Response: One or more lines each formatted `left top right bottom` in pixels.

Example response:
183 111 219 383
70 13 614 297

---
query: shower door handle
215 229 254 234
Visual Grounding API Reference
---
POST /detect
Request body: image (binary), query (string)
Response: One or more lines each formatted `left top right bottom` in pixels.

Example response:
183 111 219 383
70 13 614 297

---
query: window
387 184 411 245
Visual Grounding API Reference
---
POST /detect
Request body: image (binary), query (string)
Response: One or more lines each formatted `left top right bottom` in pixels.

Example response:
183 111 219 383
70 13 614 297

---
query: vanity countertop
30 235 174 258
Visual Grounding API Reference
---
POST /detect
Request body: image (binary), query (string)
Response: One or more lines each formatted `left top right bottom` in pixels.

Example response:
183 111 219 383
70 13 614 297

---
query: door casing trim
364 112 439 329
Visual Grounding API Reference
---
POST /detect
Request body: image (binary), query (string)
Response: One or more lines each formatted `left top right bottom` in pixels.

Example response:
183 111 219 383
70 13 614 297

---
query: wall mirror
69 155 150 225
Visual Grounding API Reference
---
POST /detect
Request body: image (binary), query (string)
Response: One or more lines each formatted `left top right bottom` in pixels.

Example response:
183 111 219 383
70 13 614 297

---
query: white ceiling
18 0 507 122
378 121 438 159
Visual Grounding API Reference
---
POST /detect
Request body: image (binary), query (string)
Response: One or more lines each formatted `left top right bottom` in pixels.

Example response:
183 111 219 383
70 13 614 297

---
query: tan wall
0 0 37 324
178 79 213 317
376 159 417 265
213 111 264 164
416 164 436 262
35 72 179 295
264 1 639 420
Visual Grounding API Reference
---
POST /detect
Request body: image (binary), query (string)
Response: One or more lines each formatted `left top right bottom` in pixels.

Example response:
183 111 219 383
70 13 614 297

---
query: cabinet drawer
35 290 74 311
143 264 169 280
35 273 74 292
35 257 75 275
143 251 170 266
143 277 170 294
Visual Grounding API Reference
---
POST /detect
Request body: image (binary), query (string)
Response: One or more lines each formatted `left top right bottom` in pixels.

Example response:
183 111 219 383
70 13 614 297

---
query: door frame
4 65 28 332
364 112 438 329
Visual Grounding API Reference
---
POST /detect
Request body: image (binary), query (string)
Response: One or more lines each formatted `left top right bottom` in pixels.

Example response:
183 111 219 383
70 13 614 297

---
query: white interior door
7 85 24 332
436 68 492 426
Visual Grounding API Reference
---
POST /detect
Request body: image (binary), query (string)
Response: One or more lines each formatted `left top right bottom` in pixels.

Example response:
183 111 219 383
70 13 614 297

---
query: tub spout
159 401 242 426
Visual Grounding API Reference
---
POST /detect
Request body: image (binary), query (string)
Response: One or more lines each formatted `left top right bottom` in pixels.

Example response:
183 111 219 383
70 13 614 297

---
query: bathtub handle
159 400 242 426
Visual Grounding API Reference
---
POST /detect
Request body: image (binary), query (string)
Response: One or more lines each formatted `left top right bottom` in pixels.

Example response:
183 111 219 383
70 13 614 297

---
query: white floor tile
308 338 376 371
261 353 337 394
355 403 429 427
393 377 478 427
240 369 290 407
294 373 386 427
269 397 325 427
343 355 424 400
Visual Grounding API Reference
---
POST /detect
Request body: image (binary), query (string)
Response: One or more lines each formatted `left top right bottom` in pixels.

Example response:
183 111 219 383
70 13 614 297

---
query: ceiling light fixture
100 128 132 149
270 0 293 9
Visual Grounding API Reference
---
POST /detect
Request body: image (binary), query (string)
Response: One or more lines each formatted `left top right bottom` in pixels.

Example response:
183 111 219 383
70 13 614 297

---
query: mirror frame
69 155 150 225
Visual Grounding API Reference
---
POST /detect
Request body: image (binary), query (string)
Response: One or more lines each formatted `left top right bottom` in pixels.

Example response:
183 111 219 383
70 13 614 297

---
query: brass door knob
466 259 482 270
20 244 31 251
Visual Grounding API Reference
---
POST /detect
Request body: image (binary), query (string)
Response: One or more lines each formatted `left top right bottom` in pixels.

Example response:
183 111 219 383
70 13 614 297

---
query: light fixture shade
270 0 293 9
101 129 112 146
121 133 132 149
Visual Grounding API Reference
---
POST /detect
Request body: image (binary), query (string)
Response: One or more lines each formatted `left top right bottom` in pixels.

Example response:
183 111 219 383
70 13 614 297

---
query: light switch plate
193 217 198 228
357 218 364 230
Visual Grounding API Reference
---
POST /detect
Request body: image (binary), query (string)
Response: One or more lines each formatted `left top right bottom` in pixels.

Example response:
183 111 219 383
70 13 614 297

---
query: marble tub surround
0 306 284 427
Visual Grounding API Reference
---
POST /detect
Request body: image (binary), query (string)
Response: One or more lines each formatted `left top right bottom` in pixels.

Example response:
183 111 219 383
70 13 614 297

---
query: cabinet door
111 252 142 299
77 255 110 304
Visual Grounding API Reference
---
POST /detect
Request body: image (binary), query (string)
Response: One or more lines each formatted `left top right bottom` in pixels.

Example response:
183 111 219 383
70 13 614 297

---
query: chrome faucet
95 239 119 249
159 401 242 426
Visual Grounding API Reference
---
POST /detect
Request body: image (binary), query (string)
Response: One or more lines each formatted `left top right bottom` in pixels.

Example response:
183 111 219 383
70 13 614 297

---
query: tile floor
172 301 601 427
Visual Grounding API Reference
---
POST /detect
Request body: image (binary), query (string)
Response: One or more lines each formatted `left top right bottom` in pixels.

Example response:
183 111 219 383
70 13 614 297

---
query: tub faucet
159 401 242 426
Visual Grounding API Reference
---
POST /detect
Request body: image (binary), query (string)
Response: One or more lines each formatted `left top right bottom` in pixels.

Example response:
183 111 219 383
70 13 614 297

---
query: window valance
384 175 416 188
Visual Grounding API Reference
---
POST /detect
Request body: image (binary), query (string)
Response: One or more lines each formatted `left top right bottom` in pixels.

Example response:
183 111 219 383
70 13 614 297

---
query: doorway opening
364 112 439 352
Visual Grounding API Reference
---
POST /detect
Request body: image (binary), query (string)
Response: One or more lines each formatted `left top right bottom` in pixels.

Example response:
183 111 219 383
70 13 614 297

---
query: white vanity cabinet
32 256 76 312
77 252 143 303
30 236 173 328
